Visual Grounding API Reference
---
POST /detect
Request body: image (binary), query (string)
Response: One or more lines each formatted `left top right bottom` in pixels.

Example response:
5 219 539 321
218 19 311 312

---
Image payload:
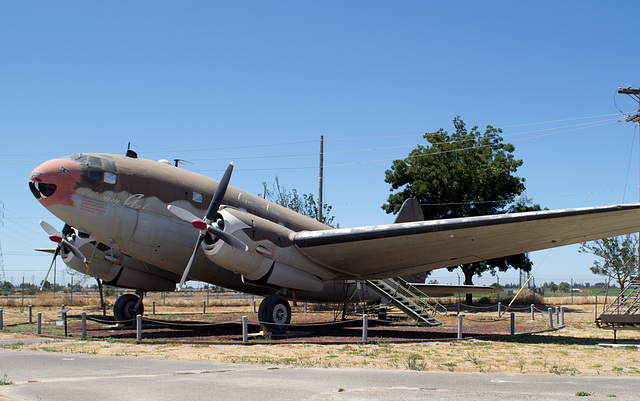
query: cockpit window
88 168 103 182
87 156 102 168
192 191 203 203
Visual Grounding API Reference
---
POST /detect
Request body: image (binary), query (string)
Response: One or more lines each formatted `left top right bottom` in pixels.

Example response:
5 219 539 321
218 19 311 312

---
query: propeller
39 222 86 290
167 162 248 290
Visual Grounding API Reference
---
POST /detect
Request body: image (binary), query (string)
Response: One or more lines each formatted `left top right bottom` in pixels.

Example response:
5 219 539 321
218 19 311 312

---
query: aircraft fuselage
29 153 369 303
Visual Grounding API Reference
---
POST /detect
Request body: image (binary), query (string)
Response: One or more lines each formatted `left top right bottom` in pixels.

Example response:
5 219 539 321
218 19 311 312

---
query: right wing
293 203 640 280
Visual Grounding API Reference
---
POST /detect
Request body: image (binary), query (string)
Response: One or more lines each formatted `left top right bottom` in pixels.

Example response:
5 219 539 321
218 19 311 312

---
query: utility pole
618 86 640 275
318 135 324 223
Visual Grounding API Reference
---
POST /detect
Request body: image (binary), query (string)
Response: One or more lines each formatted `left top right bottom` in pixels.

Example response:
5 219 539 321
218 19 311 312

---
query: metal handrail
393 277 448 315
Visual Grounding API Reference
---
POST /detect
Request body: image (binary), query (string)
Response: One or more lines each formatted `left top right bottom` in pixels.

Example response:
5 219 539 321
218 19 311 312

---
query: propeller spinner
168 162 248 290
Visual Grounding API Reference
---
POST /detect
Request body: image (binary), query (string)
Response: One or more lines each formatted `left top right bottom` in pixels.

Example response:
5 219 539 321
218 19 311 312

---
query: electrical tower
0 239 4 285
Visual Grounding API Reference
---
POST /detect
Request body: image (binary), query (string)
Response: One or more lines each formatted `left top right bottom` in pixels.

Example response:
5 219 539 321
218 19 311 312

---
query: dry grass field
1 292 639 376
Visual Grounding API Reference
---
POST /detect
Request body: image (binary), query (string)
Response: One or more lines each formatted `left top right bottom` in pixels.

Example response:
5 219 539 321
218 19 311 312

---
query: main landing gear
113 291 144 323
258 294 291 334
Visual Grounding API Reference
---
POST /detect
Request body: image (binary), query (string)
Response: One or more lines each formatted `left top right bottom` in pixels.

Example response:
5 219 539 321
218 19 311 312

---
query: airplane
28 150 640 332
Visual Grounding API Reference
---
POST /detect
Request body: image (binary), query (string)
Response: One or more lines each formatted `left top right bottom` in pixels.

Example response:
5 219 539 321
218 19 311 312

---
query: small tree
579 234 638 290
262 175 338 227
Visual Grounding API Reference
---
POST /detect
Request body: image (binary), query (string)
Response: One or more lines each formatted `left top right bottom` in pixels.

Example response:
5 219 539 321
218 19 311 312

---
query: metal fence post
497 302 502 316
510 312 515 336
0 308 3 330
37 312 42 334
29 305 33 324
81 312 87 339
203 300 206 314
457 313 463 339
362 314 368 342
531 304 535 321
548 307 554 329
555 306 560 325
136 314 142 341
152 301 156 315
560 306 565 326
242 316 248 343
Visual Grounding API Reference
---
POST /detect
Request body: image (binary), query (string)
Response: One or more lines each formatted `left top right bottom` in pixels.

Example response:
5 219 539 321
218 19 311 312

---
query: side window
104 172 117 185
88 168 103 182
192 191 203 203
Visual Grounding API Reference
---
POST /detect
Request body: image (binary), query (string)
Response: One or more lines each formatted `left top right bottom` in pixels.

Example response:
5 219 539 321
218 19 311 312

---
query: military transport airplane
29 151 640 332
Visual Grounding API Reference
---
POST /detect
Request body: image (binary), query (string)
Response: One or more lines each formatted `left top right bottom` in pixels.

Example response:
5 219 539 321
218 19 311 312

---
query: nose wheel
258 294 291 334
113 293 144 323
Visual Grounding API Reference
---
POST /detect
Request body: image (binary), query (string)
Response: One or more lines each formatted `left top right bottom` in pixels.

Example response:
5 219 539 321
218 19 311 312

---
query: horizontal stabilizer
407 284 501 297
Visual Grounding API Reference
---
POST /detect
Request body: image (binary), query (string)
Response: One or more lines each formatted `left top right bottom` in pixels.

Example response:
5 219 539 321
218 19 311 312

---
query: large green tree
579 234 638 290
383 117 534 303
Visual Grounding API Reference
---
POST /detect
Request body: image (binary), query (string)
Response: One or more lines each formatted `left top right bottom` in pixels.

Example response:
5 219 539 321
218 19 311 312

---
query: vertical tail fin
393 198 424 223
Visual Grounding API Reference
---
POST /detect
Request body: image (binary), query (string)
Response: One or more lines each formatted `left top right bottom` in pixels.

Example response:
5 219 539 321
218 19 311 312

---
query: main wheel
258 294 291 334
113 293 144 323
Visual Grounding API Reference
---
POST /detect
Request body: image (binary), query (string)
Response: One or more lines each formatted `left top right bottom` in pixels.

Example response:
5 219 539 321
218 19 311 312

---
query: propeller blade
168 204 200 223
40 220 86 263
177 234 204 291
62 239 87 263
40 246 61 290
207 225 249 252
205 162 234 221
40 220 59 236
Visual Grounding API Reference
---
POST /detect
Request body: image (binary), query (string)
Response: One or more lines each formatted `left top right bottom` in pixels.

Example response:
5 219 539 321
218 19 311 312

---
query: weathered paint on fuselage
30 153 369 302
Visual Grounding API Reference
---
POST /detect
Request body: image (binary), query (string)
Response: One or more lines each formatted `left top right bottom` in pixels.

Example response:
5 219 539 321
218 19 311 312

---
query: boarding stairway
365 278 443 326
597 278 640 330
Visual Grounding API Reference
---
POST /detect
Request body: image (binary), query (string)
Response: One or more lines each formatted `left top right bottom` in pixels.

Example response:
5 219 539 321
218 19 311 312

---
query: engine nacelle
60 236 176 291
202 241 323 292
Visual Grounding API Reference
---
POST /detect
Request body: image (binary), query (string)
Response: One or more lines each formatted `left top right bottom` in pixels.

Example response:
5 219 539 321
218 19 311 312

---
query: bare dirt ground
1 298 640 376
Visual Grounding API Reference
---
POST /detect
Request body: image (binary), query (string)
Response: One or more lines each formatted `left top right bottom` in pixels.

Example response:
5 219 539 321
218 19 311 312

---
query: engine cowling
201 209 324 293
60 236 176 291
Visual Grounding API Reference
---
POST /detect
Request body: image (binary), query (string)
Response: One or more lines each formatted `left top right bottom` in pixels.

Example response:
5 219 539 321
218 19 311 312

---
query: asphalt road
1 349 638 400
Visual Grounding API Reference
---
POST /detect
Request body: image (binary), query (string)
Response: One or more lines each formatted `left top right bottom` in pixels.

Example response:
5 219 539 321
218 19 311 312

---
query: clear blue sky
1 1 639 287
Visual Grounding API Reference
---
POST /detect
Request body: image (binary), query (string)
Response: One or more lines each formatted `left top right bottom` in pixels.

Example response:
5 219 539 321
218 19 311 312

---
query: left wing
293 203 640 280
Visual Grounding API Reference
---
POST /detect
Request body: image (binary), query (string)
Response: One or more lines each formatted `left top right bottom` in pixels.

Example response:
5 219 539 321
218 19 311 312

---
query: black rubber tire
258 294 291 334
113 293 144 323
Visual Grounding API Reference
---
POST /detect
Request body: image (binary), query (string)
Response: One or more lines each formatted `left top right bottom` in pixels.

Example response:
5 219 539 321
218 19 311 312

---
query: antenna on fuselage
126 142 138 159
173 159 192 168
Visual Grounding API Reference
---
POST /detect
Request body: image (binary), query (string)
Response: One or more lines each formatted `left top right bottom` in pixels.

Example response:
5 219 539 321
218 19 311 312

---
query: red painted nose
29 158 83 207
